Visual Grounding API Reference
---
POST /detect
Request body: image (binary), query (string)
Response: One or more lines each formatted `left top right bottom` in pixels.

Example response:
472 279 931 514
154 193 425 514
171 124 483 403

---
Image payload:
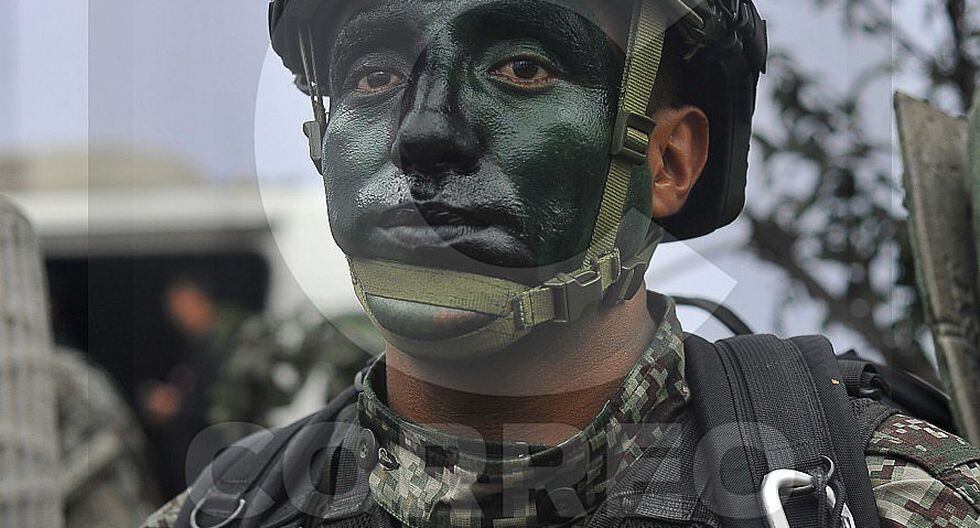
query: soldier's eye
491 57 557 89
354 69 403 95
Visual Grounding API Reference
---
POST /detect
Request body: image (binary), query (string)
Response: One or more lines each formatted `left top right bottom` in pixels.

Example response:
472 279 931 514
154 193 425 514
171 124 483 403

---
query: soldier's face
321 0 637 285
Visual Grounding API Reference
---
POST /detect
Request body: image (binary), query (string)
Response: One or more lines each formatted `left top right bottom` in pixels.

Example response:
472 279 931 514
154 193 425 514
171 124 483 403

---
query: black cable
670 295 754 336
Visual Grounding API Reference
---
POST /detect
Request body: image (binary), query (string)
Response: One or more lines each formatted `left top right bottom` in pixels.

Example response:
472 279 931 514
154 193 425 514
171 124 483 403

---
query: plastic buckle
546 269 604 324
610 111 656 165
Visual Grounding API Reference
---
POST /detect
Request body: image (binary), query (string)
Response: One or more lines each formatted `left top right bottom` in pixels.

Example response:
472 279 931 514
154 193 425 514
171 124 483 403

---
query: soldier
143 1 980 527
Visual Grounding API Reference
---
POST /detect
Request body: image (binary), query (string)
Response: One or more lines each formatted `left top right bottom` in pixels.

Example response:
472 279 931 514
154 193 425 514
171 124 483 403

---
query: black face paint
320 0 654 341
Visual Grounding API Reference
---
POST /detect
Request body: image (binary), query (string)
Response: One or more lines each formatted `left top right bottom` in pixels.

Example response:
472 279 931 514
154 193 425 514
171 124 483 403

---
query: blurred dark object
45 253 269 399
0 196 64 527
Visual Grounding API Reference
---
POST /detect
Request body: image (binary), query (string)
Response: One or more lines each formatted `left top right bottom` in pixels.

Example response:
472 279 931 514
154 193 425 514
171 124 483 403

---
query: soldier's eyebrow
452 0 608 71
330 7 422 89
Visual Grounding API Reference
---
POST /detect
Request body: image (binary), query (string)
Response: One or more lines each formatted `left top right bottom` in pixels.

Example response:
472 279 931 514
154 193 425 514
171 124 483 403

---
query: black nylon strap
671 296 754 336
684 334 880 528
788 336 879 527
176 420 308 528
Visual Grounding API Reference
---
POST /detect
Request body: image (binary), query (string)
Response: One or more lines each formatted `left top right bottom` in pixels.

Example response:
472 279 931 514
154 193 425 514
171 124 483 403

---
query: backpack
671 296 958 528
175 296 955 528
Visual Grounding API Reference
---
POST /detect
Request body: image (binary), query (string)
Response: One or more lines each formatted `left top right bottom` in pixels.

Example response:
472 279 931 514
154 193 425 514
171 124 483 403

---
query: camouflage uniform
867 415 980 527
207 311 380 427
54 348 161 528
140 295 980 527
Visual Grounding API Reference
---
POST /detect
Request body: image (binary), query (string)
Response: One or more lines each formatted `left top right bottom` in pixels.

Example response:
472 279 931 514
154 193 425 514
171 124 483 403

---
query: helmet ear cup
657 2 767 241
658 56 755 241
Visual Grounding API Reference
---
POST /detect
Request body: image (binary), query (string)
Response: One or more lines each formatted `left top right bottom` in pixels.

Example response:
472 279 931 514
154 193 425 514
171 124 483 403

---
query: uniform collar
356 293 690 528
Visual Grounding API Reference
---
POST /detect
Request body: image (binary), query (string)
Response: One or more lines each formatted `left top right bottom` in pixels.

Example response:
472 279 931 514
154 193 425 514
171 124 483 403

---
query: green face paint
320 0 656 346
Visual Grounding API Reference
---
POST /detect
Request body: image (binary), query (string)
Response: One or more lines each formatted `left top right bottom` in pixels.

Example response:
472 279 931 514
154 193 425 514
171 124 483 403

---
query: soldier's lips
373 201 518 252
363 203 533 268
363 223 534 273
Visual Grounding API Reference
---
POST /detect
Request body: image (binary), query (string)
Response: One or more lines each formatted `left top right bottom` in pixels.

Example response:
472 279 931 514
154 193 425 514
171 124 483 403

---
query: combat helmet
267 0 768 358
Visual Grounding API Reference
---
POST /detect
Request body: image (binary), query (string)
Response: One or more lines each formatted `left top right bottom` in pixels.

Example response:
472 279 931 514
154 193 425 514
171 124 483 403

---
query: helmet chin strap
303 0 672 360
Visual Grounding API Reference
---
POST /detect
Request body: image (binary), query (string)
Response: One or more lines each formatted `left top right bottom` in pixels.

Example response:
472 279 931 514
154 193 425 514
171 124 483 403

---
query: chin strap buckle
513 253 627 330
545 269 605 324
606 259 650 306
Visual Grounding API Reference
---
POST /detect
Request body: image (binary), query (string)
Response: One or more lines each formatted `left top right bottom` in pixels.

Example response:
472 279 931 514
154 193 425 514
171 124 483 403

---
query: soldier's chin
364 295 495 356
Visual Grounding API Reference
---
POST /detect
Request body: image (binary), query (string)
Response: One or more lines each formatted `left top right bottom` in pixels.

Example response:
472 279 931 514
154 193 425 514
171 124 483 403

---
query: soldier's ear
647 105 709 219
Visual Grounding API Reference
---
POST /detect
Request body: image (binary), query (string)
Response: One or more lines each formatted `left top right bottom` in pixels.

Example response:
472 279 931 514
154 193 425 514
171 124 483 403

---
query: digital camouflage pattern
357 298 688 528
867 414 980 527
54 348 161 528
140 297 980 527
141 490 188 528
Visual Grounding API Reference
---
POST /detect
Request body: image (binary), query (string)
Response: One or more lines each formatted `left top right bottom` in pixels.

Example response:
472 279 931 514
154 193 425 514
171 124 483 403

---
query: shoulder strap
684 334 880 528
176 385 361 528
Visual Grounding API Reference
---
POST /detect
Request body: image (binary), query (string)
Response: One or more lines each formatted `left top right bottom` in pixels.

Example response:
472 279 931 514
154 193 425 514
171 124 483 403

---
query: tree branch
944 0 978 111
746 213 937 381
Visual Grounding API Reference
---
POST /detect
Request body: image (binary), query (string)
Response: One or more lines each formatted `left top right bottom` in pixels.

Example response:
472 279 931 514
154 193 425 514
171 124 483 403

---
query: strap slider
611 111 656 165
546 269 604 324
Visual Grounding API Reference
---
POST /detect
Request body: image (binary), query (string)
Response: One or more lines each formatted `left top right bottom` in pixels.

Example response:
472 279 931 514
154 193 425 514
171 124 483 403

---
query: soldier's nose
390 77 480 187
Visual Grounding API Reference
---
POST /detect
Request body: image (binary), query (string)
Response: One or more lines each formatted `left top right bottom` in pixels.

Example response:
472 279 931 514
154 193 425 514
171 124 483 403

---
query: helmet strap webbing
590 0 667 265
298 28 328 174
338 0 669 356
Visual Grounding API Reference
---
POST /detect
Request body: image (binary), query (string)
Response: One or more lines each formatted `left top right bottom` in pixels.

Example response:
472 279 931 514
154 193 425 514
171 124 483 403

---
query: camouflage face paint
321 0 654 341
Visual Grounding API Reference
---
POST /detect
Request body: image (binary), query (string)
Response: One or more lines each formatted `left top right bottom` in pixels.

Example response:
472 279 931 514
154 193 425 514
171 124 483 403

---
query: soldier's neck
384 288 658 446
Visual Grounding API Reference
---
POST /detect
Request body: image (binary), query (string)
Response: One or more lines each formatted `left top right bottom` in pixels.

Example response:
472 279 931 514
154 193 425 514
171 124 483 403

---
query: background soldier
207 311 380 427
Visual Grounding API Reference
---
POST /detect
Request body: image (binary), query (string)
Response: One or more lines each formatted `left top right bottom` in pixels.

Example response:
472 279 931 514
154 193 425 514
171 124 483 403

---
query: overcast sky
1 0 919 176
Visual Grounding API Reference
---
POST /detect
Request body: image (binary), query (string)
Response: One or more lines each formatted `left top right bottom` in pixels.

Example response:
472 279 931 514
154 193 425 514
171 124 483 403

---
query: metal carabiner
760 469 856 528
190 497 246 528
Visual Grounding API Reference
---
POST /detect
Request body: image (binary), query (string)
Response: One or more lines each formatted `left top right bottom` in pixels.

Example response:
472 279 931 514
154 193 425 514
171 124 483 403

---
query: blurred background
0 0 977 522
